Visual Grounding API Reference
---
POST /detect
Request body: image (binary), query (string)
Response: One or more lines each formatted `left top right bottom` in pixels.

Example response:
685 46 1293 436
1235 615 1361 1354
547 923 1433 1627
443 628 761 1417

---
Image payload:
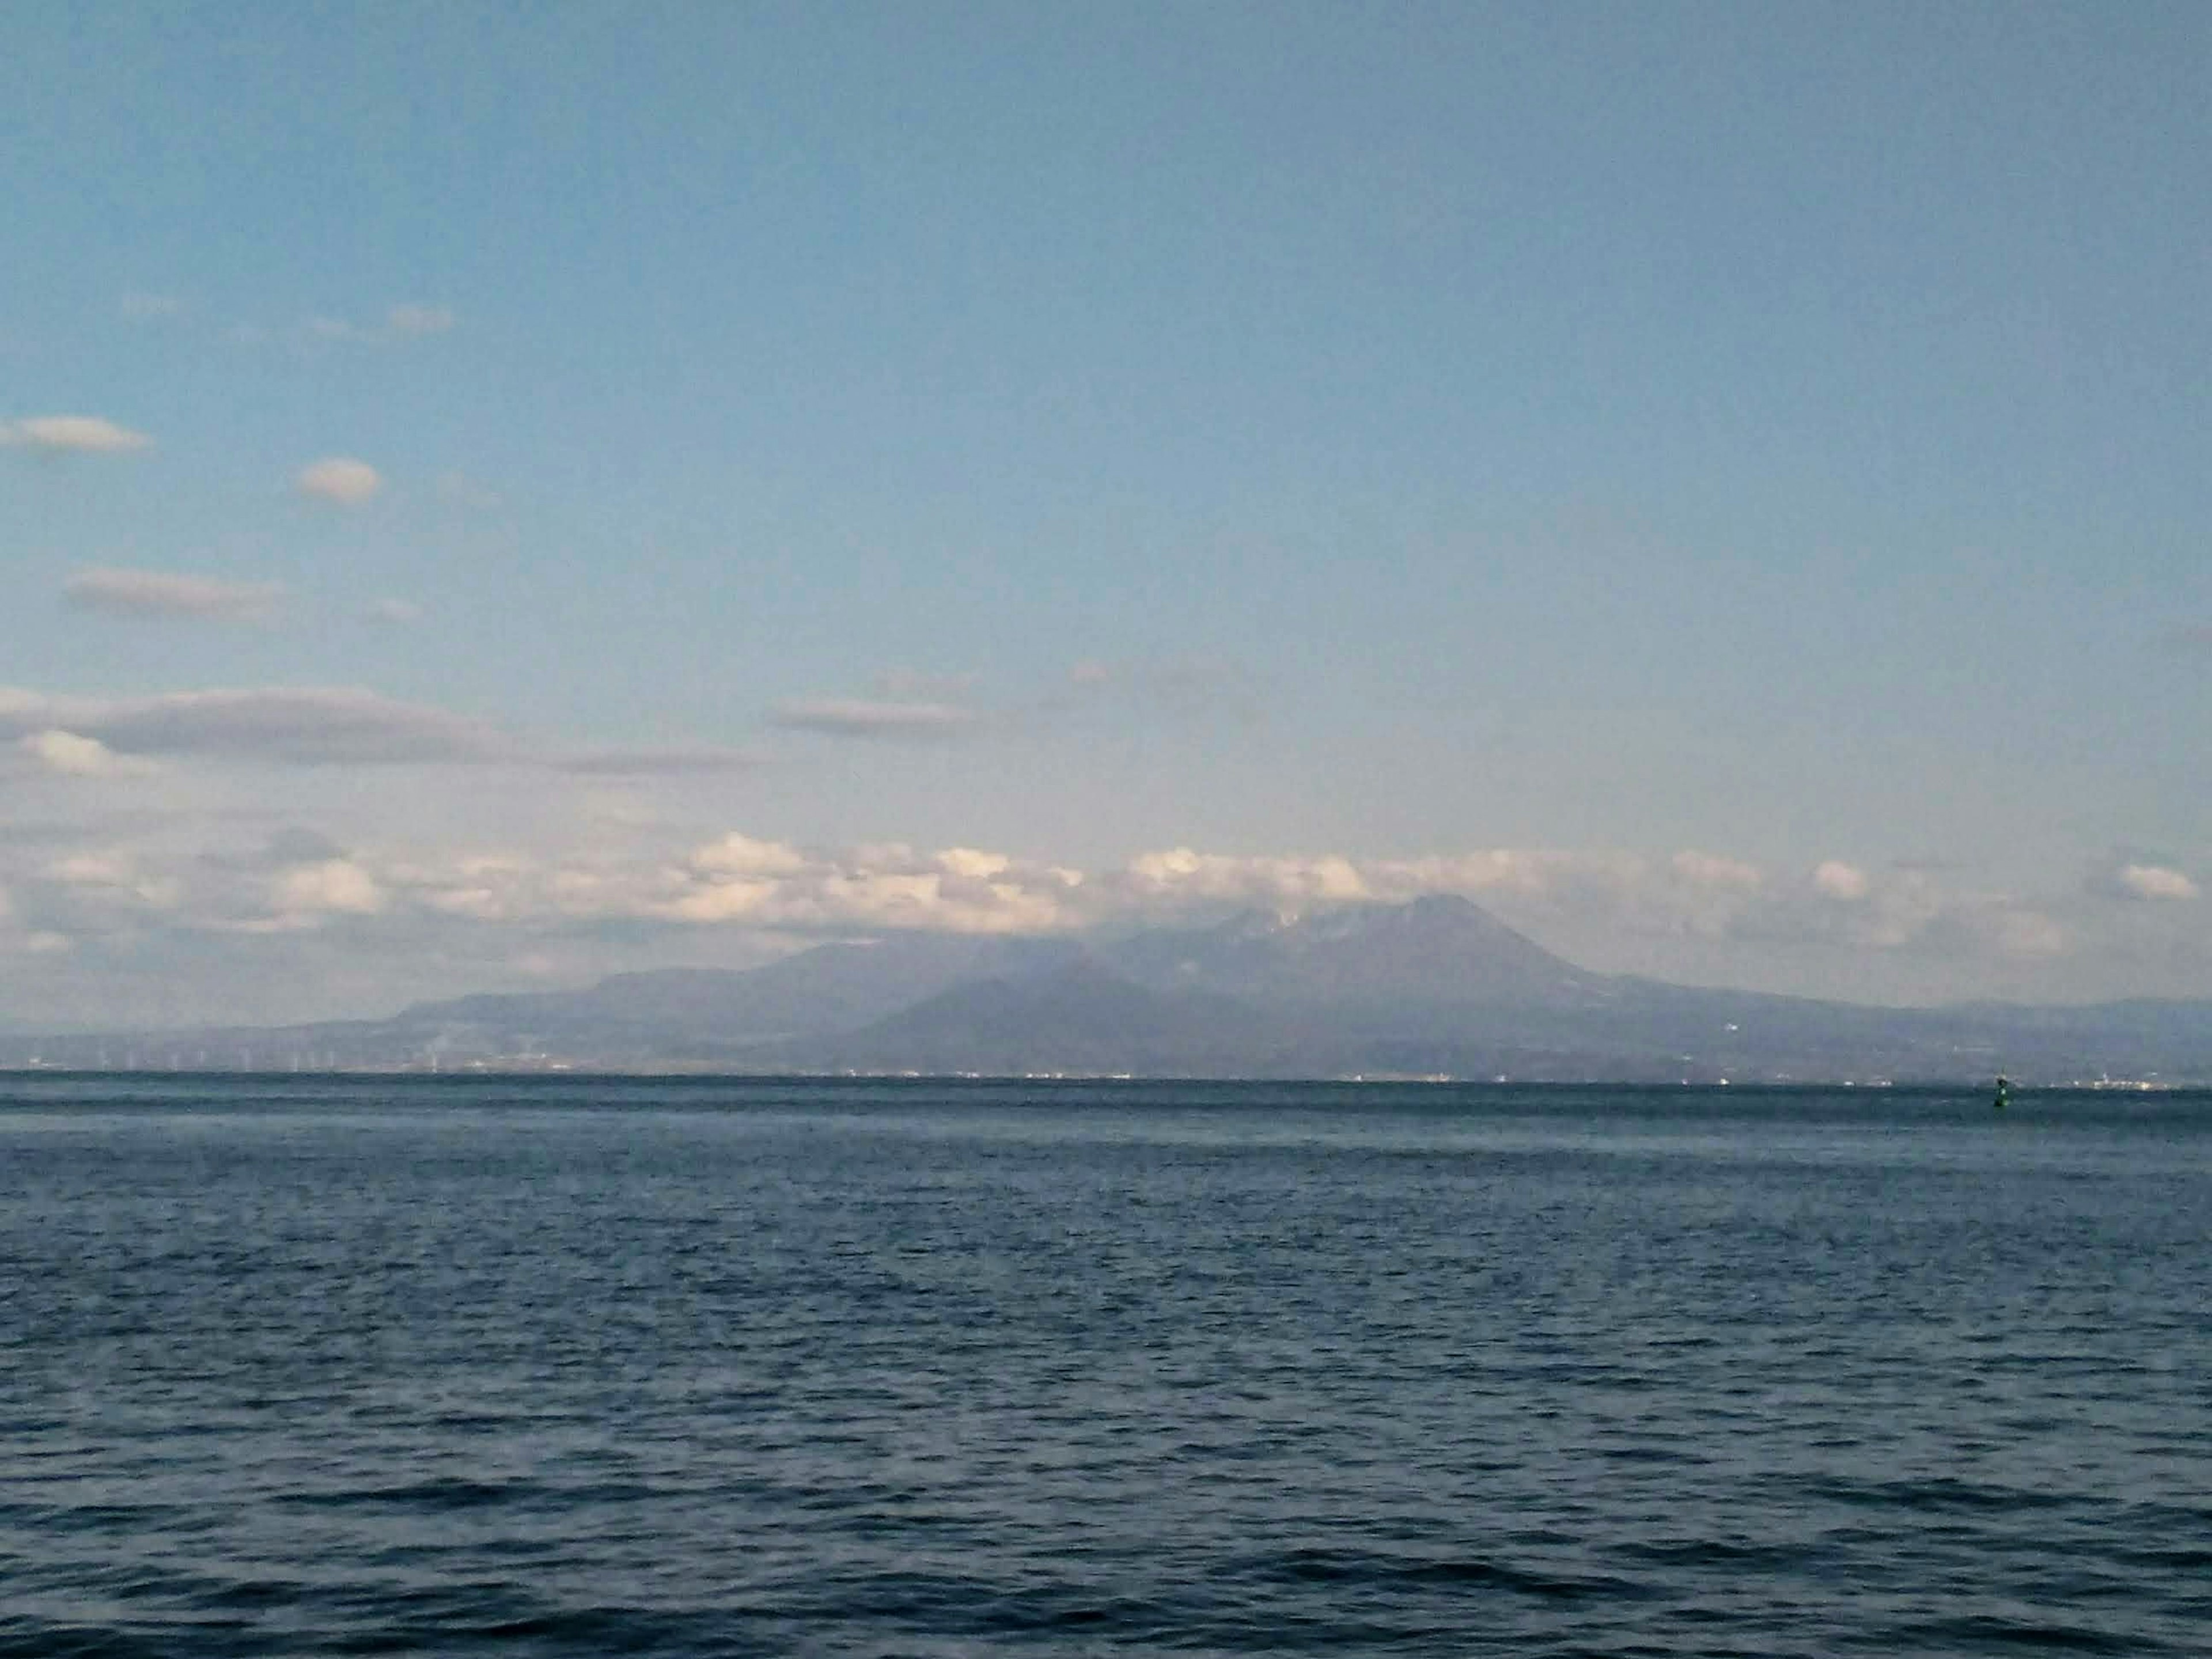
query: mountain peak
1102 894 1601 1010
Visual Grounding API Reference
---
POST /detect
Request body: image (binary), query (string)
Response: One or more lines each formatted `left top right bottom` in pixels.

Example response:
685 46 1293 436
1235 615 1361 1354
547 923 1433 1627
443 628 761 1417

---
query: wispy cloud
252 305 459 347
296 457 382 506
63 567 283 624
770 698 980 739
2 415 152 454
97 689 506 767
0 683 763 778
0 687 506 767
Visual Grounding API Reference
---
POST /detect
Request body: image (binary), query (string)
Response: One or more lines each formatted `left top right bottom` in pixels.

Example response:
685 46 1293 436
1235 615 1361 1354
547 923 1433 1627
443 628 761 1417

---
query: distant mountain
762 956 1300 1076
342 933 1085 1062
3 897 2209 1081
1101 893 1612 1012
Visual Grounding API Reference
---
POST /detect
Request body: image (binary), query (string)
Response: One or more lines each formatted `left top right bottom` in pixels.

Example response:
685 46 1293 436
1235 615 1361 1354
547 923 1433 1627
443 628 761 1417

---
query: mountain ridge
3 897 2207 1082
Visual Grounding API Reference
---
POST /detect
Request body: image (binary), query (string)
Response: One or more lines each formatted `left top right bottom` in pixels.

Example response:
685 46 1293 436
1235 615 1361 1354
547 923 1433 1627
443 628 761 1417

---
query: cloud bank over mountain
1 733 2197 1031
9 893 2205 1083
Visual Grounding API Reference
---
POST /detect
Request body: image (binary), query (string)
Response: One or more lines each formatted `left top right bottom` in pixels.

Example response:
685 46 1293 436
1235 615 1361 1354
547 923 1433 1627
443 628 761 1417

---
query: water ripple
2 1077 2209 1657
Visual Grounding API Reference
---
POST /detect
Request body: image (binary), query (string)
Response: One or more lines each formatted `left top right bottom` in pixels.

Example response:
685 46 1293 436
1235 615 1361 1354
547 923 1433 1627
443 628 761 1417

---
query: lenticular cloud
2 415 152 454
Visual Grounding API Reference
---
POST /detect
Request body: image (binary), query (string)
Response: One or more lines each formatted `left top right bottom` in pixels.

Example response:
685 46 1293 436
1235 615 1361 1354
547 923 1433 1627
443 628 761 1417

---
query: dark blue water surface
2 1078 2208 1657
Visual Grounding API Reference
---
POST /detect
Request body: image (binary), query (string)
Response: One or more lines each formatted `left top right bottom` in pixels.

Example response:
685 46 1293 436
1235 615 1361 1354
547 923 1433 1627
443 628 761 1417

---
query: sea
2 1076 2207 1658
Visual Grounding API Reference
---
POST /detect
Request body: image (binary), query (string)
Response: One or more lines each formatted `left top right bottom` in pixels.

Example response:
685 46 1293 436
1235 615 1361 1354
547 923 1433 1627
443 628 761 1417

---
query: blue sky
2 2 2206 1025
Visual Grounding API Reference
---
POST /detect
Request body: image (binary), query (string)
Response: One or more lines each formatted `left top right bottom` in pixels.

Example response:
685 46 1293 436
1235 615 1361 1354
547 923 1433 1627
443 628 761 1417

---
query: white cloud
1813 860 1872 901
2 415 152 454
13 821 2205 1027
1097 844 1763 941
296 457 382 506
770 698 979 738
63 566 283 623
576 838 1795 945
656 835 1082 934
274 859 384 917
387 304 457 336
937 847 1011 880
2118 863 2200 902
1366 849 1758 941
366 597 424 626
1120 847 1372 908
20 730 154 779
1088 846 2016 959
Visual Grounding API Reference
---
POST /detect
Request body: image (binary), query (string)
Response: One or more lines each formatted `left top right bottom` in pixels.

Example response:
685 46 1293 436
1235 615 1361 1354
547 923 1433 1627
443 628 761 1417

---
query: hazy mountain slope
764 957 1304 1076
1103 894 1613 1012
1094 897 2211 1075
377 934 1085 1054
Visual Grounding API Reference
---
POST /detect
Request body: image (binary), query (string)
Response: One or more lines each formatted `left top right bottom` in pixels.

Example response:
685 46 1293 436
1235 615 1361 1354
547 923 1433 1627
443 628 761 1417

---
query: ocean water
2 1078 2207 1657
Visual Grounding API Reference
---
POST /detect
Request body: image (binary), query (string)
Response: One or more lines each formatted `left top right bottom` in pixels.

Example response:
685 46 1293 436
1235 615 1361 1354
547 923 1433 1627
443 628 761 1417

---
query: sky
2 1 2207 1028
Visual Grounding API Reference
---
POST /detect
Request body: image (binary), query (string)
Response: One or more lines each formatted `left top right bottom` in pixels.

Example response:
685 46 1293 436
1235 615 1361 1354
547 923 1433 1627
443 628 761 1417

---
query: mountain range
3 896 2207 1082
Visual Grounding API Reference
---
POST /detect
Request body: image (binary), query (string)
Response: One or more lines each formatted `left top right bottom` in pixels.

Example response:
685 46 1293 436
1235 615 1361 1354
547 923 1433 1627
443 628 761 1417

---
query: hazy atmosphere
5 2 2206 1029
